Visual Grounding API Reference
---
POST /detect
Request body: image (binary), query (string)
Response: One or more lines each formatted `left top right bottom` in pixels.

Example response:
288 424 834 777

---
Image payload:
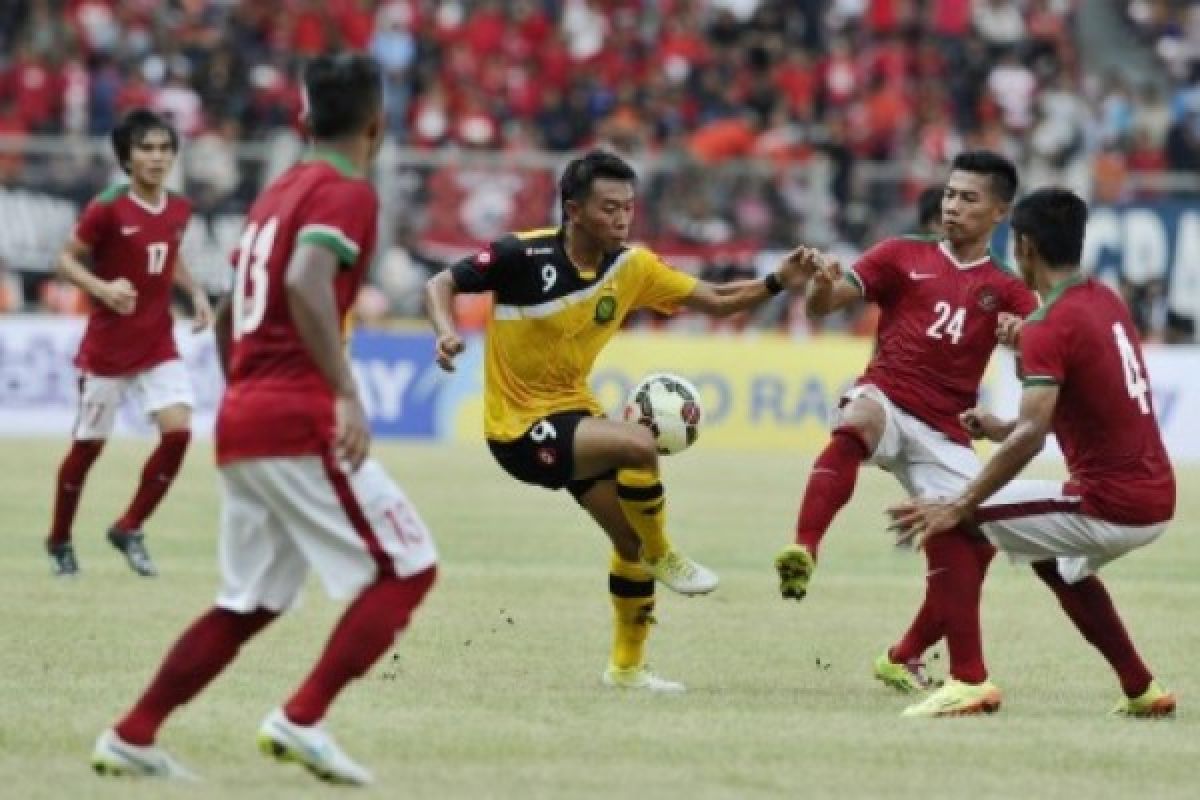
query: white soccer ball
622 373 704 456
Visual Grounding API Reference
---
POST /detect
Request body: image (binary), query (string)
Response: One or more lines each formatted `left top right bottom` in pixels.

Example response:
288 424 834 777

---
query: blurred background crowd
0 0 1197 341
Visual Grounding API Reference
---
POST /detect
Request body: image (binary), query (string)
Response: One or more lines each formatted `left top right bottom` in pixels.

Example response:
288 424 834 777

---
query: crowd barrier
2 318 1197 463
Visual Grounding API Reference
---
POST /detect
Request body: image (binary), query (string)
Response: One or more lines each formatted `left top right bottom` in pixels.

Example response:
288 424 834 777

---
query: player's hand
996 312 1023 348
435 333 465 372
101 278 137 315
959 407 1006 442
886 498 969 550
191 290 214 332
335 393 370 473
813 256 842 291
777 245 823 287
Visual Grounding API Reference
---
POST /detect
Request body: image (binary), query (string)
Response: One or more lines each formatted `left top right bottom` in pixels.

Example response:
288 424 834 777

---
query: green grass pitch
2 438 1198 799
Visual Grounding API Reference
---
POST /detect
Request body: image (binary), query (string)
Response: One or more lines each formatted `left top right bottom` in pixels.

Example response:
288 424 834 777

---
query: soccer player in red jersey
46 109 213 578
890 188 1176 717
92 54 438 785
775 151 1039 694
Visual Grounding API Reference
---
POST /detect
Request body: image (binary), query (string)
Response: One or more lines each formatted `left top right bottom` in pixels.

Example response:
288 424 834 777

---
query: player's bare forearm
172 256 199 295
959 386 1057 512
213 297 233 378
805 278 859 319
56 240 106 298
423 270 459 338
682 278 772 317
285 246 357 398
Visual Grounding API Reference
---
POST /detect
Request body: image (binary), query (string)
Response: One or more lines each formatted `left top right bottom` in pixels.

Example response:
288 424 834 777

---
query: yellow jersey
450 227 698 441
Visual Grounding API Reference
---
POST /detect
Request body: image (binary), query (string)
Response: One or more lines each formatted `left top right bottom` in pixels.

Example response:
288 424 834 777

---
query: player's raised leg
574 417 717 595
777 395 883 600
109 368 195 576
578 481 685 692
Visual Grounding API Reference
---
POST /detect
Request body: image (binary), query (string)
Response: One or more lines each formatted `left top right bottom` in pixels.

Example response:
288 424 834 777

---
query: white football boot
91 729 198 781
257 708 374 786
602 665 686 693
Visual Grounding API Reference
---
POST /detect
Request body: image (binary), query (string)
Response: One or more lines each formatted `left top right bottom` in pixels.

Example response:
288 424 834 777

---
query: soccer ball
622 373 704 455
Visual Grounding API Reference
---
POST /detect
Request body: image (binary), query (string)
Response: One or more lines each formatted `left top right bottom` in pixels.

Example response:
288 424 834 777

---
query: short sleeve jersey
216 153 379 465
450 228 698 441
847 236 1039 444
73 185 192 375
1019 277 1175 525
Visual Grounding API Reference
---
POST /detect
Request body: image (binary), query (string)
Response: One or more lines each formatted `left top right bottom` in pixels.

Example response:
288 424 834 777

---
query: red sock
923 528 989 683
47 439 105 547
116 607 277 745
285 568 437 726
891 532 996 665
1032 561 1153 697
794 427 869 557
115 430 190 533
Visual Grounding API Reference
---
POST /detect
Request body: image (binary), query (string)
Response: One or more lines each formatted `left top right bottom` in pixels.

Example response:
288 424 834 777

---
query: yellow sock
616 466 672 562
609 554 655 670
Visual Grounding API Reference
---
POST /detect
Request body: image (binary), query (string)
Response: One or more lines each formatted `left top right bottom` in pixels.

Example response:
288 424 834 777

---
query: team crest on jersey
475 248 493 270
976 286 999 312
536 447 557 466
594 294 617 324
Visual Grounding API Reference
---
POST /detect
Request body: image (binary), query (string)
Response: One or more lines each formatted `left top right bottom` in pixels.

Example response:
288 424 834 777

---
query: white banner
0 316 223 437
990 346 1200 463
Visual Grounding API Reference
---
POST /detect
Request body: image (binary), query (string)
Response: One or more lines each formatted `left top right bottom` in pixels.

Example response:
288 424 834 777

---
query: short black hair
303 53 383 139
111 110 178 174
950 150 1019 203
1011 187 1088 268
560 150 637 218
917 186 943 230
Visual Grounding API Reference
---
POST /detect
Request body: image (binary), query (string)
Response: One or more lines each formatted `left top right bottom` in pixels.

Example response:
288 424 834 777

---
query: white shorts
216 455 439 612
837 384 980 500
74 359 194 439
977 480 1167 583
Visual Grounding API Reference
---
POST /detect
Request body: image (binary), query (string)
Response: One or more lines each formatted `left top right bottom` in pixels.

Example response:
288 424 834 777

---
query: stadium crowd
0 1 1198 341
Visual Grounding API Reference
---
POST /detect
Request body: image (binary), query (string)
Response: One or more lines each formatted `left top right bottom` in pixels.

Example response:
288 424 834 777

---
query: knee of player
625 426 659 469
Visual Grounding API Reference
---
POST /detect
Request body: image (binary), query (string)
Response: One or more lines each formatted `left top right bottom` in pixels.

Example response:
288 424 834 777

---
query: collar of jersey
938 240 992 270
128 187 167 215
1039 272 1085 307
305 149 360 178
493 248 635 320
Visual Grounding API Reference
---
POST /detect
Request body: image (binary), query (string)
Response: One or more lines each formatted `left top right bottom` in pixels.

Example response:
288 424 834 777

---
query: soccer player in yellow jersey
425 150 813 691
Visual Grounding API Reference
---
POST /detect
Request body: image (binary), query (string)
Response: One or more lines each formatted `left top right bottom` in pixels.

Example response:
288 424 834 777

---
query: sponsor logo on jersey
908 270 935 280
536 446 557 466
525 246 554 256
976 286 999 312
594 294 617 324
121 226 140 235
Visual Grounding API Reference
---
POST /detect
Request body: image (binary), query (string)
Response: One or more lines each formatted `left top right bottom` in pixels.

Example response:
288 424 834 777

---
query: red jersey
73 185 191 376
1019 277 1175 525
216 153 378 465
848 236 1039 445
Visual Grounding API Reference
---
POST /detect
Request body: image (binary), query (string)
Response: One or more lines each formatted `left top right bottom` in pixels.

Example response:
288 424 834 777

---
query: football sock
890 532 995 664
285 568 436 726
794 426 870 557
115 430 191 533
1032 561 1154 697
609 554 655 669
927 528 989 684
616 467 671 562
47 439 105 546
115 607 278 746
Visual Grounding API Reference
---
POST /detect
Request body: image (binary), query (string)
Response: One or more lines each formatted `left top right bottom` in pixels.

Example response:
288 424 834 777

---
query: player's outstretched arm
804 257 860 319
56 236 137 315
890 385 1057 548
285 244 369 470
424 270 465 372
680 245 819 317
172 254 214 332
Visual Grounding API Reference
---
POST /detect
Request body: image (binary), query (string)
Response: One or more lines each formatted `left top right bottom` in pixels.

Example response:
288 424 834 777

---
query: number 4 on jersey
1113 322 1150 415
927 301 966 344
232 217 278 338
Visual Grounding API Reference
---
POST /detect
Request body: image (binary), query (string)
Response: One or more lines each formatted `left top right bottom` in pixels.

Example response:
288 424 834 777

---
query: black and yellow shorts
487 410 616 500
